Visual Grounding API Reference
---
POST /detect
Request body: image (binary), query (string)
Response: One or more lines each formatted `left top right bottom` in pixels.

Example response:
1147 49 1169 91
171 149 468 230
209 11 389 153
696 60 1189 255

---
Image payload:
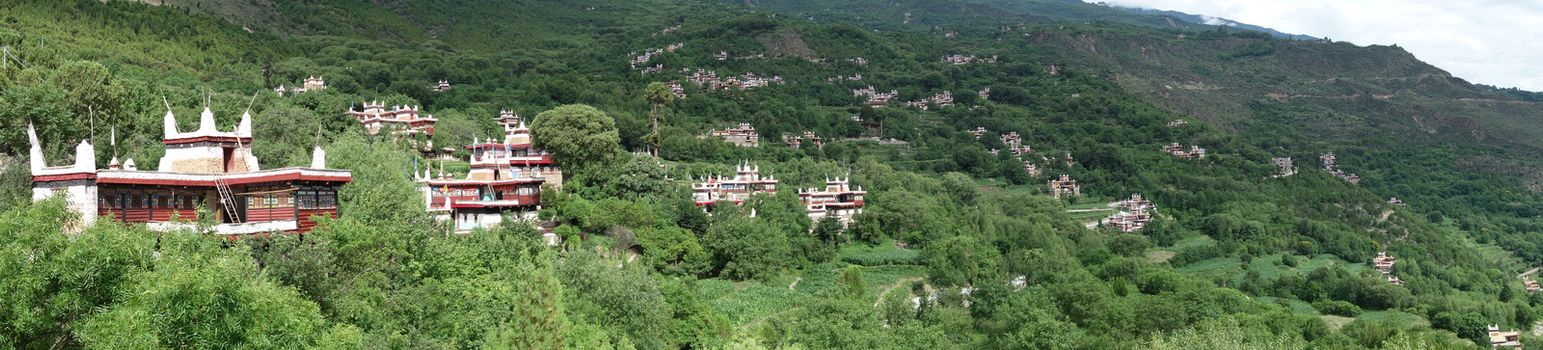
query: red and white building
784 131 823 149
709 123 760 147
274 76 326 96
1162 143 1207 160
417 110 561 233
692 161 778 207
1489 325 1523 348
1273 157 1297 177
29 103 351 236
1048 174 1081 198
345 100 437 136
1371 252 1402 285
799 176 866 225
1102 193 1154 232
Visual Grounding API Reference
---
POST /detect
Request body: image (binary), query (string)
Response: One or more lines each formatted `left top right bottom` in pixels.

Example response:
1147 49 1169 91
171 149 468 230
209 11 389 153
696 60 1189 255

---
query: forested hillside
2 0 1541 348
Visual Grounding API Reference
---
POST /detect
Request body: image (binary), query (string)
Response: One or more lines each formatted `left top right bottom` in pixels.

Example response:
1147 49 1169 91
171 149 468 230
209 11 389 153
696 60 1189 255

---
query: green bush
1312 300 1363 317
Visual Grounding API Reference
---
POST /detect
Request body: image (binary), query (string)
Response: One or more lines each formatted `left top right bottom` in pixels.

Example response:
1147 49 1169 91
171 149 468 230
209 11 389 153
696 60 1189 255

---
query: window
298 190 318 209
316 190 336 209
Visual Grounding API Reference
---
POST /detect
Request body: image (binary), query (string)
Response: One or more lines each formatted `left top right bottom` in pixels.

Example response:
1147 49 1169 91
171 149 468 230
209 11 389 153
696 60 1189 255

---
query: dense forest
2 0 1542 348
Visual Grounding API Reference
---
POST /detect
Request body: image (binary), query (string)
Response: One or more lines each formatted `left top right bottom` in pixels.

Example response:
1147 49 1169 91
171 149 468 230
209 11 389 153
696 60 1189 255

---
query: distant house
1161 143 1207 160
274 76 327 96
345 100 438 137
1488 325 1523 348
709 123 760 147
416 110 560 236
692 161 777 207
1048 175 1080 198
799 176 866 226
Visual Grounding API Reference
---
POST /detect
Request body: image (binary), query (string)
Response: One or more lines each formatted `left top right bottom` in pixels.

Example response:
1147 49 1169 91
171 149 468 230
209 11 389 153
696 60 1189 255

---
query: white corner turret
236 110 253 137
197 106 217 134
163 109 179 139
311 146 327 169
27 123 44 172
73 140 95 172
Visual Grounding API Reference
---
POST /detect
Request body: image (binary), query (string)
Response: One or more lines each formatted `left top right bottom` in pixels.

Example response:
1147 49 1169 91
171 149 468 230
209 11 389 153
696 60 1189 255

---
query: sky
1102 0 1543 92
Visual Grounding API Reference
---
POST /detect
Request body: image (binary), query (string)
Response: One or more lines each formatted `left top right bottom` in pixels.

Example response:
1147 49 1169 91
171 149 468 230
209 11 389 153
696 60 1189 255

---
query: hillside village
3 0 1543 349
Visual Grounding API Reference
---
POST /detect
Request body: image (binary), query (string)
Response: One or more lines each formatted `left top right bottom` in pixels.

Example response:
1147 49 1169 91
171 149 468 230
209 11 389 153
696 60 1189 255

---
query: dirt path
1521 267 1540 278
788 277 802 290
874 277 925 308
741 306 800 331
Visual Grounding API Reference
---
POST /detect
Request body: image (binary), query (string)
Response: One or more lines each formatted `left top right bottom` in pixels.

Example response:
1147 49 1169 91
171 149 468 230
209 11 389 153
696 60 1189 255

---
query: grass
1176 253 1360 285
1066 210 1114 220
1256 296 1430 332
1145 250 1176 264
1359 310 1429 328
1170 235 1217 250
698 261 928 326
839 240 921 266
1321 315 1357 330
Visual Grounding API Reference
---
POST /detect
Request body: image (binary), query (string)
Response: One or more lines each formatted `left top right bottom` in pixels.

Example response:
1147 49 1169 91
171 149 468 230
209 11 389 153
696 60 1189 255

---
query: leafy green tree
644 82 675 157
52 61 124 118
559 250 674 349
635 226 711 276
531 104 622 170
837 266 866 300
486 255 567 350
0 199 152 347
922 235 1003 287
1145 317 1306 349
983 288 1083 350
75 232 335 348
703 208 792 280
1431 311 1488 345
326 133 425 224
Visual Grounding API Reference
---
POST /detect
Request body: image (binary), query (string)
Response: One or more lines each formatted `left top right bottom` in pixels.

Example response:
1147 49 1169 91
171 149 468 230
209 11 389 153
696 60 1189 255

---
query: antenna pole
88 105 96 144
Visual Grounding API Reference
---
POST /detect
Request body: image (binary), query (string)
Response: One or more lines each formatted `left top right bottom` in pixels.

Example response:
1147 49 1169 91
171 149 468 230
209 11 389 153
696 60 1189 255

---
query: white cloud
1103 0 1543 91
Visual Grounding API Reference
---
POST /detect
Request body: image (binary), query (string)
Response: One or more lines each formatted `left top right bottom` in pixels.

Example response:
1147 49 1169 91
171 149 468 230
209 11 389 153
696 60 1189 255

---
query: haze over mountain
1104 0 1543 92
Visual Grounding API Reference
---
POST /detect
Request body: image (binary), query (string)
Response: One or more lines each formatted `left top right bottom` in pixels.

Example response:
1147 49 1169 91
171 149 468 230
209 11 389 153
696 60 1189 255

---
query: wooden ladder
215 178 242 223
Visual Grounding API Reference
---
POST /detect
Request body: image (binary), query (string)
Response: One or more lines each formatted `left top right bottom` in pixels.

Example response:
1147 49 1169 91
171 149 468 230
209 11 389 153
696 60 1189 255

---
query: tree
837 266 866 300
702 209 792 280
558 250 674 350
635 226 711 276
983 288 1084 350
643 82 675 157
52 61 124 118
486 255 568 350
531 104 622 170
1431 311 1488 345
74 232 337 348
922 235 1003 287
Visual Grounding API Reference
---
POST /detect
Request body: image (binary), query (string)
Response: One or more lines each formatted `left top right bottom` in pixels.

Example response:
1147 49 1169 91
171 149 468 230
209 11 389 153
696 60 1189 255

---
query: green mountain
2 0 1540 348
